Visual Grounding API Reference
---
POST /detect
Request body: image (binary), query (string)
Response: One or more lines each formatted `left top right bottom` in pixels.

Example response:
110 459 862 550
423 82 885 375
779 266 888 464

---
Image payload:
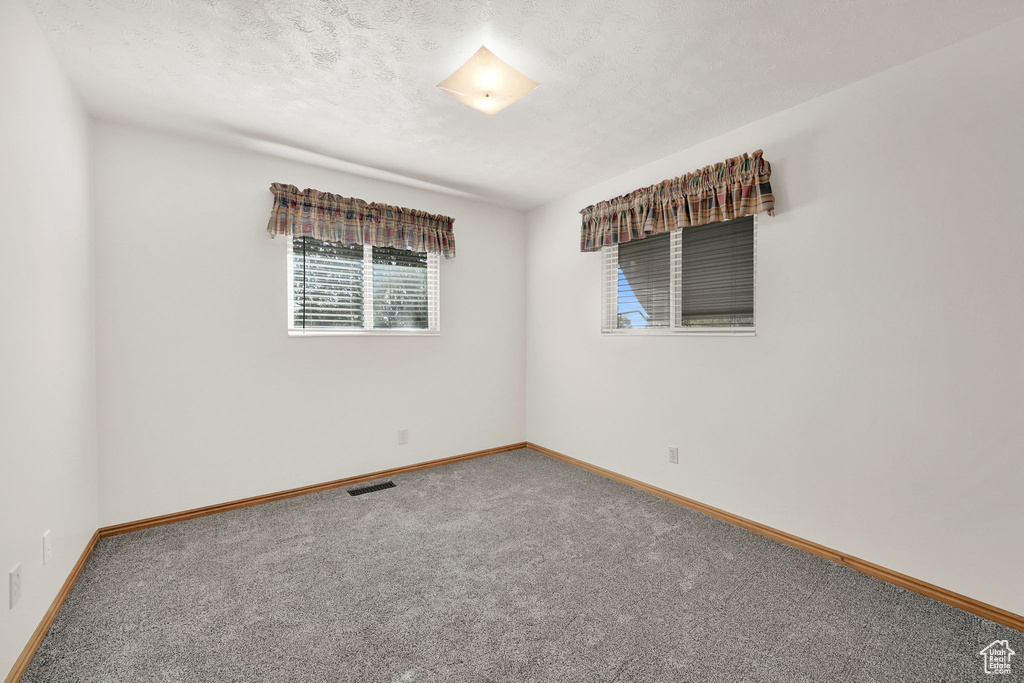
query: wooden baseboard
5 530 99 683
99 442 529 538
526 441 1024 633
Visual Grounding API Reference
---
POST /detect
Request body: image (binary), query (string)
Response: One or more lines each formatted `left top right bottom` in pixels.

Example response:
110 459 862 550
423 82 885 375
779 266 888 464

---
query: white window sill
601 327 756 337
288 329 440 337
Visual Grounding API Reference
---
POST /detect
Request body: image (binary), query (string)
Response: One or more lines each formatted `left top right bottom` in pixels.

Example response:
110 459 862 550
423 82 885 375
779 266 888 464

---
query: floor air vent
348 481 396 496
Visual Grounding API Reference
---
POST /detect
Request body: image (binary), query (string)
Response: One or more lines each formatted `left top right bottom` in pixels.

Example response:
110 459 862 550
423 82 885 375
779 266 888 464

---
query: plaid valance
267 183 456 258
579 150 774 252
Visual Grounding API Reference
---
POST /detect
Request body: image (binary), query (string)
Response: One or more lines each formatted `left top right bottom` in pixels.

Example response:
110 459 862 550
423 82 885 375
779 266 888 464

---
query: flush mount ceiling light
437 46 539 115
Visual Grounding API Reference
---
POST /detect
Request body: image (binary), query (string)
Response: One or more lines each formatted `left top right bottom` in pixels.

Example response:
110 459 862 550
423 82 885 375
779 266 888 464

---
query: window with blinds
289 237 439 335
602 216 755 334
614 232 671 329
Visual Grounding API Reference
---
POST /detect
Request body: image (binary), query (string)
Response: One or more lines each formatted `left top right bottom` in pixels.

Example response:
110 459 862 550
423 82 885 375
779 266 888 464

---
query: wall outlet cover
9 563 22 609
398 429 409 445
669 447 679 464
43 530 52 565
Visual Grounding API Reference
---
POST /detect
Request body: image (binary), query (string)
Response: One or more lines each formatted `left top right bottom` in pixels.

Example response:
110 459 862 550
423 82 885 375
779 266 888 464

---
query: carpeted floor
23 448 1020 682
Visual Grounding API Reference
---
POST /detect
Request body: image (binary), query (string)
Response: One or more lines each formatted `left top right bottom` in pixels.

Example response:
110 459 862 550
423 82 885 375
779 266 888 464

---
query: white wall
92 122 527 527
0 0 99 675
525 17 1024 616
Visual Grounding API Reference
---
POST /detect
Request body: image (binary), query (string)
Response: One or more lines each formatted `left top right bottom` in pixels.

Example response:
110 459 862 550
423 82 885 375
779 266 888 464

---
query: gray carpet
23 449 1021 682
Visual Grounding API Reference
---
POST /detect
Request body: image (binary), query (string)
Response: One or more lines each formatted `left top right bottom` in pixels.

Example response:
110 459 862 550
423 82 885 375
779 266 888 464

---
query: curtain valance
579 150 774 252
267 183 456 258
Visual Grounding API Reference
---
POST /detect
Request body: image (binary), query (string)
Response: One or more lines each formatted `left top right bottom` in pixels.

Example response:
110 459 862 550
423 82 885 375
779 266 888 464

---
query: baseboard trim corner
525 441 1024 633
5 530 100 683
98 442 529 538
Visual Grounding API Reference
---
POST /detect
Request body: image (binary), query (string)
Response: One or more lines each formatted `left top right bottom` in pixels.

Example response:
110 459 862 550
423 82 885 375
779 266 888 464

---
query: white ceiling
25 0 1024 208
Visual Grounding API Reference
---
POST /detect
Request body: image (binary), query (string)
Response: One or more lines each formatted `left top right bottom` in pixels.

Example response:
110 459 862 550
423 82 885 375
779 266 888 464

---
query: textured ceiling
25 0 1024 208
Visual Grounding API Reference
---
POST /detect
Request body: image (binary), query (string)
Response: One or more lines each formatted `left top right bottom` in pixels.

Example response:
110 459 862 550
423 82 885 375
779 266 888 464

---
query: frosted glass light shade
437 46 539 115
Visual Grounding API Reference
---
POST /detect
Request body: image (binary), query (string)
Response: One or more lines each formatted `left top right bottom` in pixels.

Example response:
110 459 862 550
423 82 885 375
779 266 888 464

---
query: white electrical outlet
9 563 22 609
398 429 409 445
668 447 679 464
42 530 52 565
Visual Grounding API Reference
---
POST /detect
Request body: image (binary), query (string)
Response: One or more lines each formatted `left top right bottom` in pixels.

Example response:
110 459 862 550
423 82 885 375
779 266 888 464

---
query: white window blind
612 232 672 330
289 237 439 335
602 216 755 335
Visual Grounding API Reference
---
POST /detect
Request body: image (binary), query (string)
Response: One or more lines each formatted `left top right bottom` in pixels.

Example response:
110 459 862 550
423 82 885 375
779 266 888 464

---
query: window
288 237 439 335
602 216 755 335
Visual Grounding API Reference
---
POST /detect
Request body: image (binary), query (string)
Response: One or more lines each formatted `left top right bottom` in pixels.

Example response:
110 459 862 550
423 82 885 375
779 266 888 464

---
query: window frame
287 237 440 337
601 215 757 337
